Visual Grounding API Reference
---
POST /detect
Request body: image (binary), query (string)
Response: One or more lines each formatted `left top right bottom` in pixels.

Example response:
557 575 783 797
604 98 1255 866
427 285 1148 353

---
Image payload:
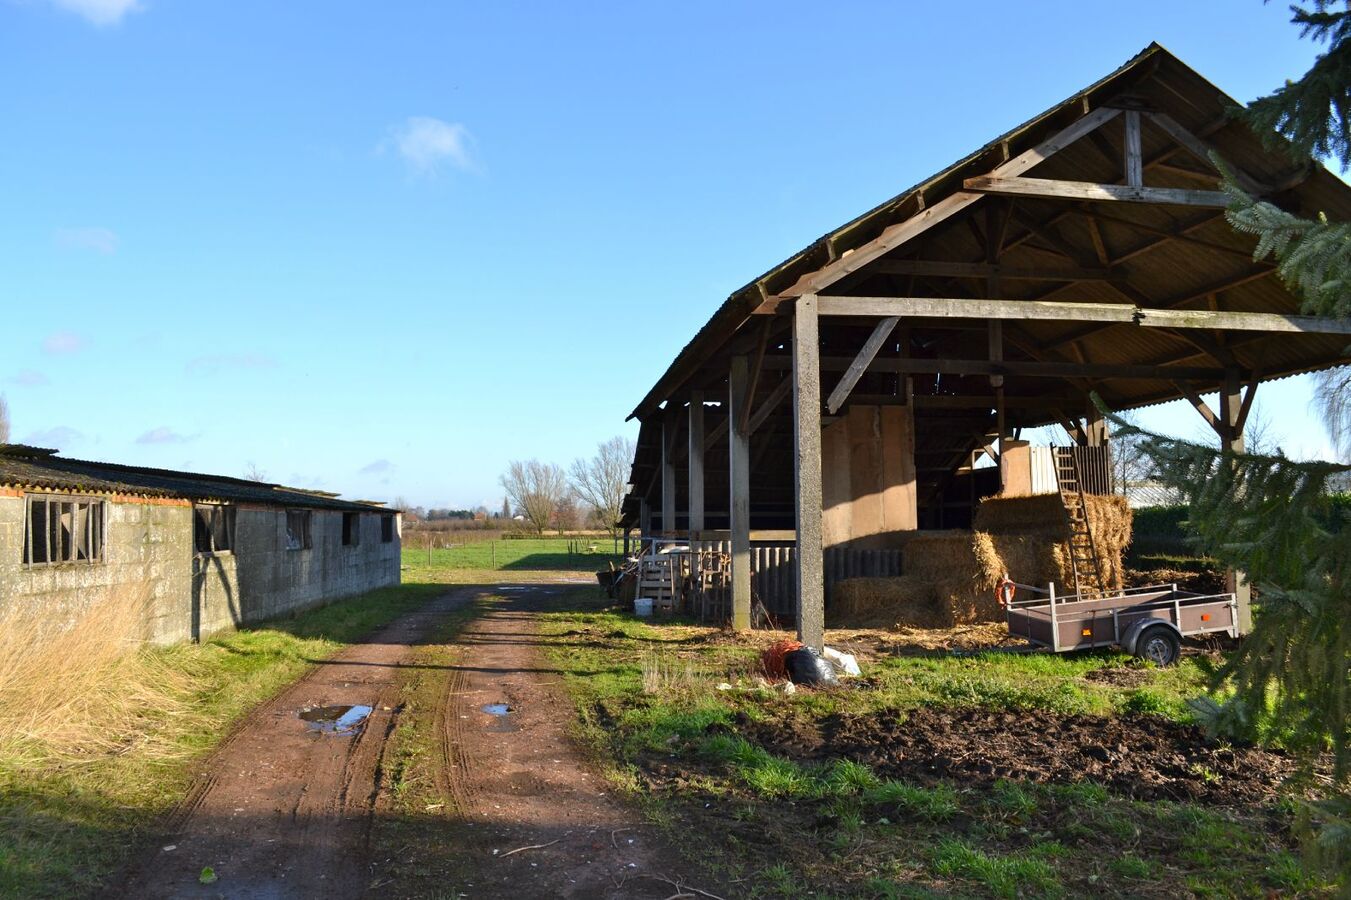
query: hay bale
974 493 1132 593
898 530 981 580
828 576 947 629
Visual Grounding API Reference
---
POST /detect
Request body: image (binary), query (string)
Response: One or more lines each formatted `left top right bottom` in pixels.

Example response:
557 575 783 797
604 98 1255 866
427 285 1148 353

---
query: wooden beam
687 391 705 533
748 375 791 435
826 316 899 413
1235 370 1261 436
1124 110 1143 188
793 295 824 651
964 175 1230 207
870 259 1120 281
741 318 773 434
774 106 1123 300
762 352 1236 382
661 406 678 533
728 356 751 631
1173 381 1222 435
1145 111 1266 196
815 295 1351 335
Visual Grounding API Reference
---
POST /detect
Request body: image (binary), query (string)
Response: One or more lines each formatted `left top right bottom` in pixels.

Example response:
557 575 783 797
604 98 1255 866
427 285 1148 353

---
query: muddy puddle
299 704 372 735
481 702 519 733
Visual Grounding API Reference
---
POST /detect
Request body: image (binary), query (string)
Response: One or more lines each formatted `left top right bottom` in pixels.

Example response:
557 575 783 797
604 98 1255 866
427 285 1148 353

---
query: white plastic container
634 597 654 617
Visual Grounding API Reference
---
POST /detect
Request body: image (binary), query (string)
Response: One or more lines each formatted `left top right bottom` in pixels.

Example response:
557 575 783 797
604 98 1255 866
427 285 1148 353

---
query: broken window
380 515 395 544
194 503 236 554
342 512 360 547
24 494 106 566
285 510 312 550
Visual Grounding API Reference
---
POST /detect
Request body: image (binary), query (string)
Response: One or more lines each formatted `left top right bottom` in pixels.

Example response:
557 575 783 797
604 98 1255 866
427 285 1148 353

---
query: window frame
341 511 361 547
23 493 107 567
380 514 395 544
284 509 313 551
193 503 236 556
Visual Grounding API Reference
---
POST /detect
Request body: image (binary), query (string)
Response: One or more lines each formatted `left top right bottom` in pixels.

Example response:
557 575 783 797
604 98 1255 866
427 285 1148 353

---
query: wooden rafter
964 175 1230 207
825 316 900 414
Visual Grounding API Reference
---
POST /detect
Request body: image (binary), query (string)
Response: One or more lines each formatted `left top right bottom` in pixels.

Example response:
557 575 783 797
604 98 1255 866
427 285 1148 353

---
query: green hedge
1127 494 1350 562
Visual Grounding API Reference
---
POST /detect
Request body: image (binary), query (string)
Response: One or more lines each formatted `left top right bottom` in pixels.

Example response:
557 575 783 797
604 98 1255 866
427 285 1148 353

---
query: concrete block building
0 444 401 643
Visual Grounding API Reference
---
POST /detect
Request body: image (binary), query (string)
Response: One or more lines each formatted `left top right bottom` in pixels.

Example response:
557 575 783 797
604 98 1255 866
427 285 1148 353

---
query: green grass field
401 536 623 573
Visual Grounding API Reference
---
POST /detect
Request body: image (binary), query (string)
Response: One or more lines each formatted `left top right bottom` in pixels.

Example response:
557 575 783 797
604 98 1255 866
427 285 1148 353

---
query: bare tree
499 459 569 535
242 462 269 482
553 493 581 534
569 436 634 538
0 393 9 444
1108 411 1152 495
1315 366 1351 462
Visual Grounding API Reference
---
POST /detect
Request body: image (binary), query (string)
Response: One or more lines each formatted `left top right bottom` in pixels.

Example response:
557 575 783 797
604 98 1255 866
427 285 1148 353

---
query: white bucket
634 597 654 617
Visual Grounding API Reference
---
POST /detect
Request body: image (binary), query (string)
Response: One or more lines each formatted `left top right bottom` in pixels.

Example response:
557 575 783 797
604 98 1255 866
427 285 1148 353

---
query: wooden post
793 294 825 651
1085 398 1107 447
639 498 651 537
661 406 677 534
688 390 705 535
1219 370 1254 634
729 356 752 630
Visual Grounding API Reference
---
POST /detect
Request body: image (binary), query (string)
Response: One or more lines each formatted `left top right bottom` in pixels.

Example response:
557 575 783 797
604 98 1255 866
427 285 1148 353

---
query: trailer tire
1134 625 1181 667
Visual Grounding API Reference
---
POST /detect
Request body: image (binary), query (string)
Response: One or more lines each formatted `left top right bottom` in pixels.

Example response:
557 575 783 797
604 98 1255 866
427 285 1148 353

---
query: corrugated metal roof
0 445 389 513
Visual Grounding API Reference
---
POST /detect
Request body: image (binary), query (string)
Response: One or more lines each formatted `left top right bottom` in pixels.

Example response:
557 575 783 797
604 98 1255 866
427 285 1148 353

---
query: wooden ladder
1053 447 1106 596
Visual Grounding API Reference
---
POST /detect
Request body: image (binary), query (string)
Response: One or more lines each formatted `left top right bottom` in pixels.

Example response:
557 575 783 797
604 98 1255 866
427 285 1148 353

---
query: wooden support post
728 356 752 631
793 294 825 651
1219 370 1254 634
1085 398 1107 447
639 498 651 537
661 406 678 534
1124 110 1143 188
687 391 705 535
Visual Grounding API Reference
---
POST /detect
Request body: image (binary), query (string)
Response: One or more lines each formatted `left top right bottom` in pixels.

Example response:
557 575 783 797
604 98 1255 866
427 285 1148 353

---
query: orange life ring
996 578 1016 608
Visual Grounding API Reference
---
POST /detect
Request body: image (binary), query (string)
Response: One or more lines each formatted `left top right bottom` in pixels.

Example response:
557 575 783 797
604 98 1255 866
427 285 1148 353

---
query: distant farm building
0 445 401 643
620 44 1351 648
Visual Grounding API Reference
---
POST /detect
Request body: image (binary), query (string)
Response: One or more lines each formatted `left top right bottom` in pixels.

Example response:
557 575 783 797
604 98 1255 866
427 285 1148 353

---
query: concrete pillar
687 391 705 536
793 294 825 651
728 358 752 630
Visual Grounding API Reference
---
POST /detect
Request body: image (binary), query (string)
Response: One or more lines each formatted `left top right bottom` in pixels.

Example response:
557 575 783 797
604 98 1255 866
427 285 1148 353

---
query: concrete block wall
0 493 401 644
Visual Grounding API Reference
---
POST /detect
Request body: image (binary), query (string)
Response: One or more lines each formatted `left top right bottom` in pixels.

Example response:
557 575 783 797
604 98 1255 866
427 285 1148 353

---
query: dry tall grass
0 586 197 770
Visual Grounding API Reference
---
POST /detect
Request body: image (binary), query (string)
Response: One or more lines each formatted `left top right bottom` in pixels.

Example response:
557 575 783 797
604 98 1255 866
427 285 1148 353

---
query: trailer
1003 583 1239 666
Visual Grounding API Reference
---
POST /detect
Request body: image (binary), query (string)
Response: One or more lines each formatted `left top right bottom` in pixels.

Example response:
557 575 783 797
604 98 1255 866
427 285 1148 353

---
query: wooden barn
618 44 1351 650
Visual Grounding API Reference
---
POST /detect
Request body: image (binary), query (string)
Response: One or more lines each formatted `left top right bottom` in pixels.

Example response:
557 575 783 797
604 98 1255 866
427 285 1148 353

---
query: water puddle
480 702 519 733
300 704 372 735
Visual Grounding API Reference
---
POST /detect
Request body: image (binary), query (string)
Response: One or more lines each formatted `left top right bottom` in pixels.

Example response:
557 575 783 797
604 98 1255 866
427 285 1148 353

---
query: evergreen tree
1122 3 1351 881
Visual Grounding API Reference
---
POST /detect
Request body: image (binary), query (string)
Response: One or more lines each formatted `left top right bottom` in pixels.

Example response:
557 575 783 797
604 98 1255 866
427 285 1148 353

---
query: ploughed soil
739 706 1296 805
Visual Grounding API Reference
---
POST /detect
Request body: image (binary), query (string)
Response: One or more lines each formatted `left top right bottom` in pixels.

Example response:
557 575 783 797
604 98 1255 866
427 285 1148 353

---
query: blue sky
0 0 1340 507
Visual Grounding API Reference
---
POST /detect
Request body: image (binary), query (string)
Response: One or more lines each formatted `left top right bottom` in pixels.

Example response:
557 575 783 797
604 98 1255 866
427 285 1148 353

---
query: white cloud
359 459 395 475
46 0 141 27
24 425 83 448
43 331 84 354
136 426 197 445
186 353 277 376
55 226 119 254
385 117 475 175
8 370 50 387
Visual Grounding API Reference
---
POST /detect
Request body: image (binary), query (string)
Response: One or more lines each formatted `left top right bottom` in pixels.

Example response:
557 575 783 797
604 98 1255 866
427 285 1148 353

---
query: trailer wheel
1135 626 1181 667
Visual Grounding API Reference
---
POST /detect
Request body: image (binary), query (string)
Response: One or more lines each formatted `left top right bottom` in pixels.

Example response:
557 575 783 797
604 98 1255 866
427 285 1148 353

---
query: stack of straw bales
829 494 1132 630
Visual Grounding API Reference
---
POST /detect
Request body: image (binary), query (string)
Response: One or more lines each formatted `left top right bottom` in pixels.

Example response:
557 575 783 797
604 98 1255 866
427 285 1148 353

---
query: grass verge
0 582 446 899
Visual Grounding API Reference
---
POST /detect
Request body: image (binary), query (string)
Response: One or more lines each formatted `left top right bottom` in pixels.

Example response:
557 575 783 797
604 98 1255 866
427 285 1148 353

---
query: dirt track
114 583 707 899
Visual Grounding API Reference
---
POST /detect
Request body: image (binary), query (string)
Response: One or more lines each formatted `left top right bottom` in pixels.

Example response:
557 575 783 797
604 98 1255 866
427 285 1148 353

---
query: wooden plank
870 259 1120 281
964 175 1230 207
728 357 752 630
741 318 773 434
793 295 825 650
687 391 705 534
815 295 1351 335
1124 110 1143 188
774 106 1123 300
826 316 899 414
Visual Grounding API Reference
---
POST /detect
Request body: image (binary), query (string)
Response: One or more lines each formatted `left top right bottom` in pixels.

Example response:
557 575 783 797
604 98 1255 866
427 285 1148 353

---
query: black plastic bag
784 647 839 687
